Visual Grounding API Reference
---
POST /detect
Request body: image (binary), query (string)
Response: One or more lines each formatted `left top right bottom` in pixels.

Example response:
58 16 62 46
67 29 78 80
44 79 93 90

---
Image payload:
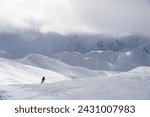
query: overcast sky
0 0 150 36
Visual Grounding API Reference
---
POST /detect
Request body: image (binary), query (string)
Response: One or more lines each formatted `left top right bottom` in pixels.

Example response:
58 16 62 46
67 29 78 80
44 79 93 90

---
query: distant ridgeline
0 32 150 59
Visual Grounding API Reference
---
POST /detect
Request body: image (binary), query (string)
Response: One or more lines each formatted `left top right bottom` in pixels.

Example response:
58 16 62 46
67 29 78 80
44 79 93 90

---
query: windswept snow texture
0 32 150 100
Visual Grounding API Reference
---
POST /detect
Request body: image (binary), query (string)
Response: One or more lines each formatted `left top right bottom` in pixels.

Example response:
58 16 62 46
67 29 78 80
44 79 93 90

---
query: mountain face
0 32 150 99
1 32 150 71
0 32 150 59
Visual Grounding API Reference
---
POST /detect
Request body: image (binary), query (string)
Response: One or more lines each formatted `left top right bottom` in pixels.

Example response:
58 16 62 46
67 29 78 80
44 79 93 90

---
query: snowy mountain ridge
0 32 150 59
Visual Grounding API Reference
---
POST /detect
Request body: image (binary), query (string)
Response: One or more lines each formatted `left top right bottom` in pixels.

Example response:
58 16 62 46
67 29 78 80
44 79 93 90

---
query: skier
41 76 46 84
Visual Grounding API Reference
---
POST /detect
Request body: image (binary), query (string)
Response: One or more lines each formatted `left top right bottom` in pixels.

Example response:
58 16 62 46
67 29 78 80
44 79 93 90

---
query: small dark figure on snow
41 76 46 84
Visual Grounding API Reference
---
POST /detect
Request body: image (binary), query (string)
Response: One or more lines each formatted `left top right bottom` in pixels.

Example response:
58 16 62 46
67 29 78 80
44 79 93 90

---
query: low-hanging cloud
0 0 150 36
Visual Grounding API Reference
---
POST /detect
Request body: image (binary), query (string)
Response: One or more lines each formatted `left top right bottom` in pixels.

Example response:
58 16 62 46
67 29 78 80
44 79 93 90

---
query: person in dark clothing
41 76 46 84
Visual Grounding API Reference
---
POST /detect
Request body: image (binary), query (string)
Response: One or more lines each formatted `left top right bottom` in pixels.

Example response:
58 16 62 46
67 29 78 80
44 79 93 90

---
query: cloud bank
0 0 150 36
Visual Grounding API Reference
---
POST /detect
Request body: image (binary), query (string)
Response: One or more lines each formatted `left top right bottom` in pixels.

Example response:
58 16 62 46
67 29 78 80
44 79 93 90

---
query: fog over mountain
0 32 149 58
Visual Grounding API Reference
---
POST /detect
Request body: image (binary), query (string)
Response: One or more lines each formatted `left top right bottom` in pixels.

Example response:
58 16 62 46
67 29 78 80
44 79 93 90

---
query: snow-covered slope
115 49 150 71
17 54 107 79
0 57 70 85
52 49 150 71
0 66 150 100
52 51 113 70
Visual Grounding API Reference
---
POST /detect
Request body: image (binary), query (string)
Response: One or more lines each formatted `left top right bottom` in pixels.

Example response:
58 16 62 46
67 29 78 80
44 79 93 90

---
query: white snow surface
0 57 70 85
0 55 150 100
0 66 150 100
